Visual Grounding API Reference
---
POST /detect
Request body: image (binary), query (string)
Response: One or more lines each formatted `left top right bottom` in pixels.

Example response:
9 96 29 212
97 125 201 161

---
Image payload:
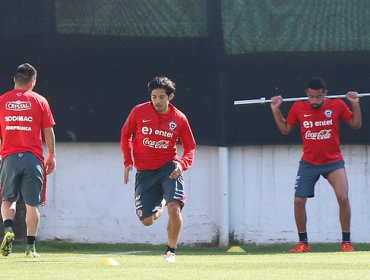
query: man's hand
45 155 56 175
346 91 362 129
169 161 183 179
270 95 283 111
124 164 133 184
346 91 359 104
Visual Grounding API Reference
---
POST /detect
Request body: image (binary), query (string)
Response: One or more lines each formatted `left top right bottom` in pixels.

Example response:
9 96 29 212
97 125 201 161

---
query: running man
121 76 196 262
0 63 56 257
270 77 361 252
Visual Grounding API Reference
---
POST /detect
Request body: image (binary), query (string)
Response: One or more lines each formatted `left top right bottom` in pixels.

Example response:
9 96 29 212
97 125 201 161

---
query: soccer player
121 76 196 262
0 63 56 257
270 77 361 252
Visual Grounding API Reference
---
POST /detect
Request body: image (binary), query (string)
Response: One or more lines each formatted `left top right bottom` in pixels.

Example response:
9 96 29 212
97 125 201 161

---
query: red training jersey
0 89 55 161
286 98 353 164
121 102 196 171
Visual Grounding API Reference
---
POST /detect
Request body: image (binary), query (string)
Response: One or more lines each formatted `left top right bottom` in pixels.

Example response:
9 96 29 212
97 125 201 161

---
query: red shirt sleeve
120 108 137 167
41 98 55 128
286 102 300 127
339 99 353 122
177 116 196 171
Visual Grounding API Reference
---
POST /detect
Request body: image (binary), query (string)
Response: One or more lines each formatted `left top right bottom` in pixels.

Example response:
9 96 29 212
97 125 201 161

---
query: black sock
298 232 308 243
342 232 351 243
27 236 36 245
4 219 14 229
166 245 176 254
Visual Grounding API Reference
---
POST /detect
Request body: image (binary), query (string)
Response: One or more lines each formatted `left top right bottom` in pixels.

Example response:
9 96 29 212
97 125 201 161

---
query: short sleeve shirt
286 99 353 164
0 89 55 161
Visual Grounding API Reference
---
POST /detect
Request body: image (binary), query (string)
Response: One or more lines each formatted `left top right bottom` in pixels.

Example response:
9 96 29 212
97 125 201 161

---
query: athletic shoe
163 251 176 263
289 242 311 253
25 245 40 258
341 242 354 252
1 230 15 257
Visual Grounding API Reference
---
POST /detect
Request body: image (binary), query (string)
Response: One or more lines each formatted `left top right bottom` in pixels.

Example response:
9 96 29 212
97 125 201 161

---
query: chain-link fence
222 0 370 53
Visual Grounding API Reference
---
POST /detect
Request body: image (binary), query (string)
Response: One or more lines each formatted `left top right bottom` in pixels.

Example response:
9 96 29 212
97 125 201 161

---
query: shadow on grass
8 241 370 256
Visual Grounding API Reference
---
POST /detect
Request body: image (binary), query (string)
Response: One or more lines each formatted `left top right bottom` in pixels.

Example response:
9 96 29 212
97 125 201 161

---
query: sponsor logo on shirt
303 119 333 128
5 100 32 111
141 126 173 138
5 126 32 131
5 116 33 122
305 129 332 140
143 138 170 149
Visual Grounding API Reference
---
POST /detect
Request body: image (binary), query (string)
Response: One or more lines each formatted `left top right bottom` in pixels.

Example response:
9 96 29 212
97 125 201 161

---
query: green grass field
2 242 370 280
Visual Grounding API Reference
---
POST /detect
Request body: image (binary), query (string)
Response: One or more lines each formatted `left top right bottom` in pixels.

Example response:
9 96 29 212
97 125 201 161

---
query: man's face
306 88 326 109
151 88 173 114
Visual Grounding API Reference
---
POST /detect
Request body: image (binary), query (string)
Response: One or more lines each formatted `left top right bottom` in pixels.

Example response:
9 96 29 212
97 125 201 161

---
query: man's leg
1 201 16 256
166 201 183 249
294 197 308 233
327 168 351 232
327 168 353 251
142 200 182 243
162 201 182 262
290 197 311 253
1 201 17 222
141 206 164 226
25 204 40 237
161 162 185 262
24 204 41 257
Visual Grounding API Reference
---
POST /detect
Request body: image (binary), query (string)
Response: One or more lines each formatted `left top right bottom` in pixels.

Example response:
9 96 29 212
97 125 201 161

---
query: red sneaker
289 242 311 253
341 242 354 252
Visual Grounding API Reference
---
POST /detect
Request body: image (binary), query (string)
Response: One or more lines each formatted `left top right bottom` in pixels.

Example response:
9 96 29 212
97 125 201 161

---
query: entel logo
142 126 173 138
303 119 333 128
6 101 32 111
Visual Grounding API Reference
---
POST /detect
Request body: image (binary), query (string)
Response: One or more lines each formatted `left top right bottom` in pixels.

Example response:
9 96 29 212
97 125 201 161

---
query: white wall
39 143 370 244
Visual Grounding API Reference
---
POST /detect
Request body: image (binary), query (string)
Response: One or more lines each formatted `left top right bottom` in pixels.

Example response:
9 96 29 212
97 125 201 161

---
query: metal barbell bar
234 93 370 106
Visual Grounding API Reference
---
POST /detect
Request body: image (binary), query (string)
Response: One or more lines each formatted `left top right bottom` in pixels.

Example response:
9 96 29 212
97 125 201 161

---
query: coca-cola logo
305 129 332 140
142 138 170 149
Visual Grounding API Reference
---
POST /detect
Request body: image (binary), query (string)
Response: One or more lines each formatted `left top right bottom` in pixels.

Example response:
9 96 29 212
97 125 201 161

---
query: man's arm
120 110 136 184
169 125 196 180
43 126 56 174
346 91 362 129
176 118 196 172
270 96 294 135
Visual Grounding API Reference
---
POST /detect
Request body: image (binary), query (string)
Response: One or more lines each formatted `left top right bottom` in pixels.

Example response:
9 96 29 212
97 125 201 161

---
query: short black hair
307 77 327 91
14 63 37 85
147 76 176 96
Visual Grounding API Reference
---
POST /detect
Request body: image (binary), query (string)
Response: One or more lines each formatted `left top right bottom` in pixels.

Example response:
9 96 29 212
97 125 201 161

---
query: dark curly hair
147 76 176 96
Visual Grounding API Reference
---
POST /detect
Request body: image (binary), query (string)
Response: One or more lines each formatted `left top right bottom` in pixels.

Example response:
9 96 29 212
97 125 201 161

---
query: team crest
324 110 332 118
169 121 177 130
136 209 143 218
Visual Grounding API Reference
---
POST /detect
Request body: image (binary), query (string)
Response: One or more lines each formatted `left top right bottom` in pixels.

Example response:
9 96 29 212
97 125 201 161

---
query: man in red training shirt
0 63 56 258
271 77 361 253
121 76 196 263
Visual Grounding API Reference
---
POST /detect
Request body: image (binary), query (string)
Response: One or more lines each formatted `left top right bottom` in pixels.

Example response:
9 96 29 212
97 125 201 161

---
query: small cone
101 258 119 266
227 246 246 253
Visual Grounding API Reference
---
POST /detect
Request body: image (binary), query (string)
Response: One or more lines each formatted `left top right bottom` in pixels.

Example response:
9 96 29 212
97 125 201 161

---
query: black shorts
294 159 345 198
0 152 44 206
134 162 185 220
